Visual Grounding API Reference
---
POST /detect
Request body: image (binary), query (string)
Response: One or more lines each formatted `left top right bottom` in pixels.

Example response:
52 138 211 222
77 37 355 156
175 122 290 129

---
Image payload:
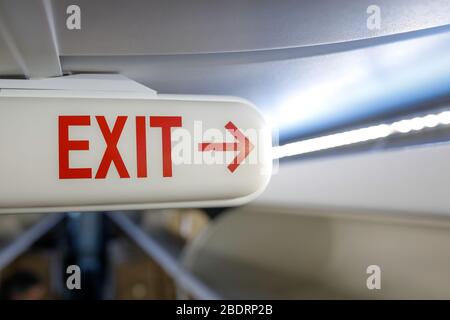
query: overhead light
439 111 450 124
391 120 411 133
423 114 439 128
273 110 450 159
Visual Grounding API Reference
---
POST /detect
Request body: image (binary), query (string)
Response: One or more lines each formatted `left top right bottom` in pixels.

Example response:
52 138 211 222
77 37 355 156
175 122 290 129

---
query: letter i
136 116 148 178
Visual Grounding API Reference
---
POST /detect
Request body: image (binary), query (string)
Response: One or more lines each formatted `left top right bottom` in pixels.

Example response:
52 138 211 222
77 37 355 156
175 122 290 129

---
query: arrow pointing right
198 121 255 173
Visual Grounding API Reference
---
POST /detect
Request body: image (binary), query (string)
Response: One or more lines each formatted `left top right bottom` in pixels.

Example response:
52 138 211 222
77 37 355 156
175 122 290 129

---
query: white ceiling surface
52 0 450 55
1 0 450 78
256 142 450 215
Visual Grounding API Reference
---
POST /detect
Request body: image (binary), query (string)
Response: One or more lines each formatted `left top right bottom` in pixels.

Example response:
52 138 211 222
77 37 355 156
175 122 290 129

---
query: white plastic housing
0 76 272 213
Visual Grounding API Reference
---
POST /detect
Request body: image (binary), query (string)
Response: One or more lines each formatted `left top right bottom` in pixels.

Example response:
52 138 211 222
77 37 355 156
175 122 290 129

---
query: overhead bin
181 206 450 299
259 142 450 215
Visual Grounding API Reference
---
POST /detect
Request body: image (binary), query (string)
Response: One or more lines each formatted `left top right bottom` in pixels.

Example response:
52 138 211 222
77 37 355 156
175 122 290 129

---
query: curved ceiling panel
54 0 450 55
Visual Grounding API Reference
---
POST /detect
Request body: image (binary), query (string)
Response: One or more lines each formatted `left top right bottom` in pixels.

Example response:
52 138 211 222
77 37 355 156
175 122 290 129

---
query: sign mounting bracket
0 73 157 99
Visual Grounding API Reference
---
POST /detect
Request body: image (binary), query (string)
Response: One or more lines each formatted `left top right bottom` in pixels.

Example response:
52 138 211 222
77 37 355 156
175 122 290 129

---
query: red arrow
198 121 255 173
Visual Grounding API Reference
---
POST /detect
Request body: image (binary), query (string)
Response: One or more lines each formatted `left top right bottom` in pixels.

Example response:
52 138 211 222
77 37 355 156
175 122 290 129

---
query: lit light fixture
273 110 450 159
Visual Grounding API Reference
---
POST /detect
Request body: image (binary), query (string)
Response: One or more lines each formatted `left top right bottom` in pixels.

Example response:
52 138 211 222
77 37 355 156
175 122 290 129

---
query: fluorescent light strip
273 110 450 160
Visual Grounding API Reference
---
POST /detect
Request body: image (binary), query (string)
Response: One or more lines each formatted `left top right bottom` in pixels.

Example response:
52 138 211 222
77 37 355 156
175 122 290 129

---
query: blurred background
2 0 450 299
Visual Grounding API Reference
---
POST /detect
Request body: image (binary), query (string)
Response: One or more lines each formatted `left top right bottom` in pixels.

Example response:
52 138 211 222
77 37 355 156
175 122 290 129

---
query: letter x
95 116 130 179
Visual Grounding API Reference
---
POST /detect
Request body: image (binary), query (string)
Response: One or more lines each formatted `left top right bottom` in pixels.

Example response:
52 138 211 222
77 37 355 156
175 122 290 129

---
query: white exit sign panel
0 94 272 213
